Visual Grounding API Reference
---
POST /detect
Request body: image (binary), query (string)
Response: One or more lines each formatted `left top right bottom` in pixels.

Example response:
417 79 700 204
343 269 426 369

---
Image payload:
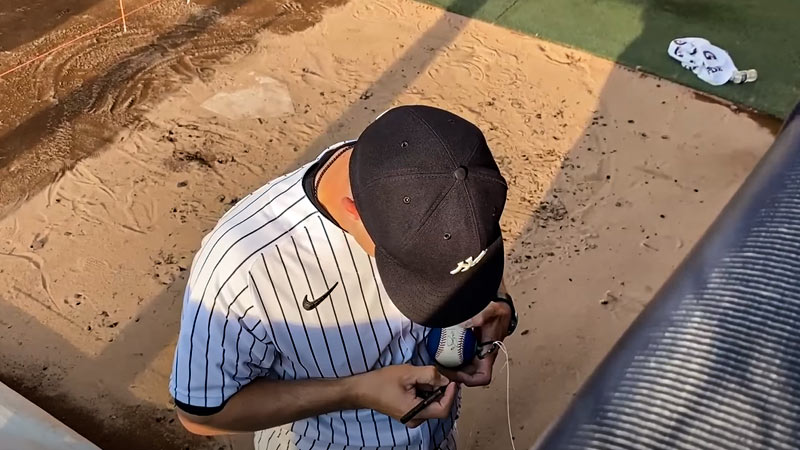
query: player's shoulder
218 166 308 228
185 140 357 305
186 168 318 299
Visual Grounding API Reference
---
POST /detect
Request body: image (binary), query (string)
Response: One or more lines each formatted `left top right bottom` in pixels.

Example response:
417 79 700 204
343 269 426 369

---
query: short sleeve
170 279 276 411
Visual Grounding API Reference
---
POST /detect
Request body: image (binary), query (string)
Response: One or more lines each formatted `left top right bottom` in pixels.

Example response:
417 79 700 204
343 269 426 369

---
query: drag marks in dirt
0 0 339 218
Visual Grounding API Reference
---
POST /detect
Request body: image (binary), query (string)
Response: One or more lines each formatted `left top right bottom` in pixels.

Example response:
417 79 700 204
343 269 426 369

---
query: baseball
426 325 477 368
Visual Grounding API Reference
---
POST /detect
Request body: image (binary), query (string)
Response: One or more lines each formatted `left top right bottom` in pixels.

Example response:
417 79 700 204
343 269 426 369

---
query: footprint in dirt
169 200 203 224
162 127 234 172
152 251 187 286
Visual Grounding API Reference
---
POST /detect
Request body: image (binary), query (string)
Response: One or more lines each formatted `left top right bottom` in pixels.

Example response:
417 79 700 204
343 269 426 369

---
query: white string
493 341 515 450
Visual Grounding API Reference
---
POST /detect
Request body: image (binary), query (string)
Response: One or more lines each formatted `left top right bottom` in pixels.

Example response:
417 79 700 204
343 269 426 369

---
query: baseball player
170 105 518 449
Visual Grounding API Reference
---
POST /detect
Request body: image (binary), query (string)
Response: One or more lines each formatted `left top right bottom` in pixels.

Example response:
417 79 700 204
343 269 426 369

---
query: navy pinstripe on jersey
170 142 457 450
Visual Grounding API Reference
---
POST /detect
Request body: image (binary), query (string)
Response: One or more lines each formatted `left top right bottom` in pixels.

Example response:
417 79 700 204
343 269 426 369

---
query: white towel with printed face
668 37 737 86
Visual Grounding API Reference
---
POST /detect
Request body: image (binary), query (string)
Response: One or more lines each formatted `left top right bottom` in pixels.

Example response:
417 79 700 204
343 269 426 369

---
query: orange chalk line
0 0 167 80
119 0 128 32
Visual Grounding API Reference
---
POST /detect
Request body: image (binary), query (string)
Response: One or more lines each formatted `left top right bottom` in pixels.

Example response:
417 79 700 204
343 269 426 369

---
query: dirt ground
0 0 344 218
0 0 779 449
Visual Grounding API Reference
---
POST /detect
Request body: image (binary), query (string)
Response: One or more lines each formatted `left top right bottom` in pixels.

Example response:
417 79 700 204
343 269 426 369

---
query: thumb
416 382 458 420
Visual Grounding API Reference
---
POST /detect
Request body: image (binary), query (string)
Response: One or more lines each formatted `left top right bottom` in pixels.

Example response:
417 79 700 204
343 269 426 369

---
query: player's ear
342 197 362 222
342 196 376 256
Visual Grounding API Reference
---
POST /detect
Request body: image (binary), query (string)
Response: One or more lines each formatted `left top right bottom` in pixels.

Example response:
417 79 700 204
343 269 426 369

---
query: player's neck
316 148 353 224
316 148 376 256
316 146 350 201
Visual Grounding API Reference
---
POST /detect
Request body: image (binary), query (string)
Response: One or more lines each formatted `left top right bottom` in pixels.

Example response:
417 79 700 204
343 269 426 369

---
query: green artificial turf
422 0 800 118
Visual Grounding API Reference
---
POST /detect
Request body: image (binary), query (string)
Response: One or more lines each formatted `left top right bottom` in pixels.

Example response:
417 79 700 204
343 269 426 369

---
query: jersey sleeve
170 273 277 413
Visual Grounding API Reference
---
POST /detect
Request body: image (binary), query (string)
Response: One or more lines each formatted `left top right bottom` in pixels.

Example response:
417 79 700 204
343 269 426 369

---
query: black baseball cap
350 105 508 328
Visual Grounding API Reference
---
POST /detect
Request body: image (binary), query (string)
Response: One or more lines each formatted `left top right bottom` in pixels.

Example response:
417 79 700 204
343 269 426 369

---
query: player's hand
351 365 456 428
439 300 512 387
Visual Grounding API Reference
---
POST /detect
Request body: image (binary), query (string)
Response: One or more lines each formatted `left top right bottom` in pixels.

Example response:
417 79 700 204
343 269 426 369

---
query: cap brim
376 235 505 328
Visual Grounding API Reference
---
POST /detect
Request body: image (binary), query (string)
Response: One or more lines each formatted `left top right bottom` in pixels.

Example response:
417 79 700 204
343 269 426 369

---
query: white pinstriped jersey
170 142 457 450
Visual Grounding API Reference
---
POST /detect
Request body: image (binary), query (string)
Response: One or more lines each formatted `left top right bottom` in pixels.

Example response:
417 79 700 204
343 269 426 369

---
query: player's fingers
438 366 474 384
464 301 505 328
416 382 457 420
437 381 458 407
463 308 489 328
437 366 461 382
457 358 494 387
458 370 491 387
437 348 496 383
409 365 448 387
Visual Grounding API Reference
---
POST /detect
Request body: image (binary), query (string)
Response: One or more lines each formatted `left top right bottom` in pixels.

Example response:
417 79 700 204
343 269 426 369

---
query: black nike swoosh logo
302 282 339 311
